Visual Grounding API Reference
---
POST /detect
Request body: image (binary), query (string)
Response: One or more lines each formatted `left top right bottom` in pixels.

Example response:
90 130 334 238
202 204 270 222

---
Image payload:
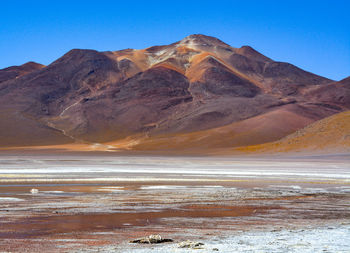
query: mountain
0 61 44 84
0 34 348 152
305 76 350 109
236 110 350 154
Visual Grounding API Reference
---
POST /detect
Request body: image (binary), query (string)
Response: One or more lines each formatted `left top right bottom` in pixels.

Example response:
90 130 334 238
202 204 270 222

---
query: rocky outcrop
129 234 173 244
178 240 205 249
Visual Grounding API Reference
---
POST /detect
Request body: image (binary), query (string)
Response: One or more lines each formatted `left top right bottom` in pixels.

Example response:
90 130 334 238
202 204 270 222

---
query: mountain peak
183 34 218 40
0 61 44 84
179 34 232 49
20 61 45 70
236 45 272 62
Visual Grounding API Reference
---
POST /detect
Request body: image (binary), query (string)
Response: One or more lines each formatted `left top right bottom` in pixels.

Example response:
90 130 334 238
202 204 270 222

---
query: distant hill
0 61 44 84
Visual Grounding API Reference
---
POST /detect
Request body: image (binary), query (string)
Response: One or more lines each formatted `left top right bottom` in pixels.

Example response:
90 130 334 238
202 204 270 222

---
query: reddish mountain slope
122 105 315 152
305 77 350 109
237 110 350 154
0 61 44 84
0 34 346 151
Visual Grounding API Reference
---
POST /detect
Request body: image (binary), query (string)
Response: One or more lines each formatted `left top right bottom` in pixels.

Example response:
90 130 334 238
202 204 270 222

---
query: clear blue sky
1 0 349 80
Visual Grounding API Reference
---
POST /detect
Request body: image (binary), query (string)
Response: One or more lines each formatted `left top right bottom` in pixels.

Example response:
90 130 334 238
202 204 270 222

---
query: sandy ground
0 154 349 252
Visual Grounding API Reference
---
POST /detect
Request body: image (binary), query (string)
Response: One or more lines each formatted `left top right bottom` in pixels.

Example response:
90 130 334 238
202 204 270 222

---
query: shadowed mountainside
0 61 44 84
0 34 348 152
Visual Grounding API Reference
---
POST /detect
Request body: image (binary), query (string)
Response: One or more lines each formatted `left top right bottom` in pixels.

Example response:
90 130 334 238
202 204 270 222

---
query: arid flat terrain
0 154 349 252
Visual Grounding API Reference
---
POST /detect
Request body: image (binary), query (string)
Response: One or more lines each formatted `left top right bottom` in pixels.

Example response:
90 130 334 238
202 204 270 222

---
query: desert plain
0 154 349 252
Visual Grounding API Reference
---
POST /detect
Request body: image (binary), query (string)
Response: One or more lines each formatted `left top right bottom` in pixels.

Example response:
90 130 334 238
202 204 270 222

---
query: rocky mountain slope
0 34 348 151
0 61 44 84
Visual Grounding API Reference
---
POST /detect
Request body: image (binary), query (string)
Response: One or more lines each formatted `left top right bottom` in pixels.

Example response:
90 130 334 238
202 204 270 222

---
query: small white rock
30 188 39 194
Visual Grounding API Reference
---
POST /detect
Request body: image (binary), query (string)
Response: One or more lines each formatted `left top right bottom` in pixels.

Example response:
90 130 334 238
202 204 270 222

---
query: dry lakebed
0 154 349 252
